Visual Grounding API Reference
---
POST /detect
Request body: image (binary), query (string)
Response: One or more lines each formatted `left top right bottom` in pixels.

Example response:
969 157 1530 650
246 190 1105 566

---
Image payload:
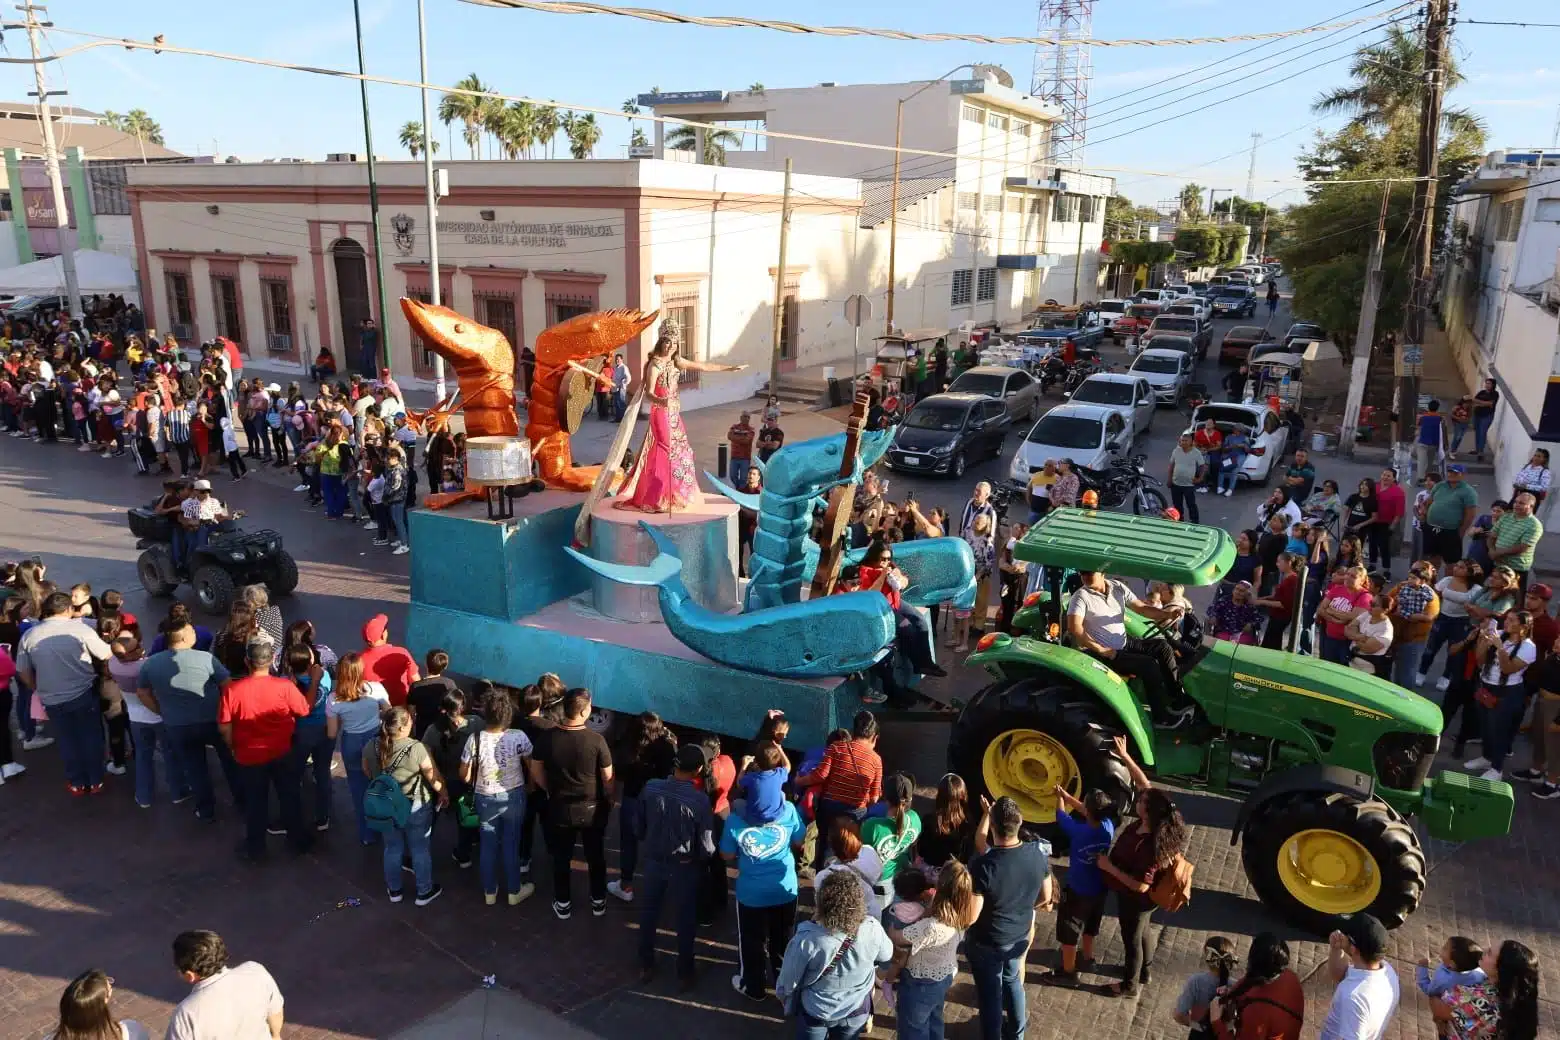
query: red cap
1529 584 1553 601
1162 507 1182 522
363 613 390 643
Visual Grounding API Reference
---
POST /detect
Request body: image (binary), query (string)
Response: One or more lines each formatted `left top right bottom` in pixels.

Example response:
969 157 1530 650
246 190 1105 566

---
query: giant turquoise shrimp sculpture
566 426 978 679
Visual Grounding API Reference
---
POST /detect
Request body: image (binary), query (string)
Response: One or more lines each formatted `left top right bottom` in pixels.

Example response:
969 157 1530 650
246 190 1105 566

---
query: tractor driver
178 478 235 562
1066 570 1197 729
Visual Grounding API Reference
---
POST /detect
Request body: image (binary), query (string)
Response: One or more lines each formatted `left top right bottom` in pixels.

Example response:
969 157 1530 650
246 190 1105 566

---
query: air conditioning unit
171 323 193 342
267 333 292 353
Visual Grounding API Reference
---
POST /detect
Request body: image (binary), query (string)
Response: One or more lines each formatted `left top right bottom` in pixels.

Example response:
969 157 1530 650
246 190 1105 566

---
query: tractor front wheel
1241 791 1426 934
949 678 1133 846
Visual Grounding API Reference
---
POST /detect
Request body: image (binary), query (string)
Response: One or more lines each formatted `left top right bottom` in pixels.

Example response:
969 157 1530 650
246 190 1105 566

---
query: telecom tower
1033 0 1094 168
1246 132 1262 201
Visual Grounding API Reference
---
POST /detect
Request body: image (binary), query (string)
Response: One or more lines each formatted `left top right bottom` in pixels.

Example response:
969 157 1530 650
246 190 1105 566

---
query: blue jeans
129 720 188 807
1474 413 1494 456
43 688 104 789
1449 421 1469 453
637 860 703 977
967 938 1031 1040
1319 633 1352 666
613 389 627 421
796 1013 869 1040
1392 641 1426 688
385 801 436 897
14 678 36 741
345 478 364 519
165 720 245 820
1217 454 1245 494
1421 615 1469 681
340 729 376 843
476 787 526 896
618 794 643 884
321 473 347 518
1482 684 1529 769
897 973 954 1040
291 723 336 825
388 501 409 546
729 458 751 488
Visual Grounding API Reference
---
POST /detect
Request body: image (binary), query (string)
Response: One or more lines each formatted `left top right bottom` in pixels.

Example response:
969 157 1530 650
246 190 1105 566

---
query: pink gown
616 362 698 511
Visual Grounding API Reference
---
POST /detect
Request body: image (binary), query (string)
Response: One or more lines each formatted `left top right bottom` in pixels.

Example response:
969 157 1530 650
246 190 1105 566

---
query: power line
1456 19 1560 28
457 0 1415 48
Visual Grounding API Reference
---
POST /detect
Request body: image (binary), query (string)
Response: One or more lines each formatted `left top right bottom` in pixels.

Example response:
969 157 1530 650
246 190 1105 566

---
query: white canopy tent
0 249 139 298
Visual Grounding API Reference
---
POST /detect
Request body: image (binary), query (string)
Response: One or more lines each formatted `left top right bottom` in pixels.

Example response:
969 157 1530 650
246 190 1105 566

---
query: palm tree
621 98 639 116
399 121 440 159
748 82 765 93
568 113 602 159
630 127 649 148
666 124 743 165
122 109 164 145
532 104 561 158
1312 25 1483 137
438 73 494 159
1178 183 1205 222
492 102 535 160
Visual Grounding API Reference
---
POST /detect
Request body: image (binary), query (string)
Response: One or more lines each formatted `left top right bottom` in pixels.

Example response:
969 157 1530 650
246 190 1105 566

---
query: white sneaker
1224 488 1234 496
22 736 53 751
1436 678 1451 692
508 883 536 906
607 880 634 902
392 544 410 555
1 762 25 779
293 483 309 492
77 444 92 452
362 519 377 529
1479 768 1503 782
1464 756 1492 771
100 450 113 458
105 762 127 776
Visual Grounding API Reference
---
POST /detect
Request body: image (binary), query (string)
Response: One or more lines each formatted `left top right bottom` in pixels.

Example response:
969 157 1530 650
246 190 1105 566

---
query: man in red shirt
358 613 420 706
219 642 312 862
1193 419 1223 494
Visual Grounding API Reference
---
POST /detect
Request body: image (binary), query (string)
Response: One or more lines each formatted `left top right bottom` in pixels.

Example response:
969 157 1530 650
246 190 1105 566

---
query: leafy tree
439 74 493 159
398 121 439 159
1312 24 1483 139
566 113 602 159
99 108 165 147
491 102 535 160
1110 239 1174 268
1105 194 1161 235
533 104 561 158
1172 225 1222 266
666 124 743 165
630 127 649 148
621 98 639 116
748 82 765 93
1178 183 1205 222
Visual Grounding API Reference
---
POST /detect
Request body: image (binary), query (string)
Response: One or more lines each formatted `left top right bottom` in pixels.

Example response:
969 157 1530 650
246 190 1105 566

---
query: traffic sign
844 294 873 327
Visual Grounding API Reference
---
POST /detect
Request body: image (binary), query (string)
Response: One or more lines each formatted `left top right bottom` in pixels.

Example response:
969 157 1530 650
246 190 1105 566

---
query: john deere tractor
949 507 1514 934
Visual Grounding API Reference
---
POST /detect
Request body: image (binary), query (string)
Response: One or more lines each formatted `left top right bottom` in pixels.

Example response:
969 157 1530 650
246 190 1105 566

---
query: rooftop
0 105 185 162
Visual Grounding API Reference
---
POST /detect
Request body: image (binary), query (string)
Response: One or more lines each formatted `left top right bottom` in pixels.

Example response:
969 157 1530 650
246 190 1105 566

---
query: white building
643 69 1114 334
1441 148 1560 498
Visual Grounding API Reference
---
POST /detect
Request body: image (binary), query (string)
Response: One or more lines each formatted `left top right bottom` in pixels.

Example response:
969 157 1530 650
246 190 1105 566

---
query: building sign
391 213 416 256
23 188 74 227
950 79 988 95
637 90 725 106
435 219 617 248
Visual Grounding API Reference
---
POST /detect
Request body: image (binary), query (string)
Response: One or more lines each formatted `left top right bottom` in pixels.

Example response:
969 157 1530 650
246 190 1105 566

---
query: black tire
950 452 966 480
191 565 236 615
1132 487 1169 516
267 551 300 596
1240 791 1426 935
137 547 177 597
948 677 1134 847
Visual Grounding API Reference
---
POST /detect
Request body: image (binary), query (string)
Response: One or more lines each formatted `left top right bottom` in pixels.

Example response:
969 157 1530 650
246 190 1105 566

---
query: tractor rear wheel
1240 791 1426 934
948 678 1133 847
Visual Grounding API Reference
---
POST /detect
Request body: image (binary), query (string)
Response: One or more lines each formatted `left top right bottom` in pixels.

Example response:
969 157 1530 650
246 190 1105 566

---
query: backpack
363 742 417 833
1148 853 1194 912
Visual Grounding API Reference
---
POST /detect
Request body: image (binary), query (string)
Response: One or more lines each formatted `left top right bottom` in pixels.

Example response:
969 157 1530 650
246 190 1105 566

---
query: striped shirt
808 739 883 809
165 403 191 443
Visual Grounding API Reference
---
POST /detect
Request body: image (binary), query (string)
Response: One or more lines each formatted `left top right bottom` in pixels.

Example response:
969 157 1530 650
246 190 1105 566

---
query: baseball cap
676 744 708 772
1339 913 1388 962
266 382 282 393
1447 463 1466 474
1529 583 1553 601
192 479 212 491
362 613 390 643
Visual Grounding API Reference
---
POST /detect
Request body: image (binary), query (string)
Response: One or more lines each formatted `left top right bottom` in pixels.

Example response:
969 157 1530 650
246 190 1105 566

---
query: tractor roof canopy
1015 508 1235 586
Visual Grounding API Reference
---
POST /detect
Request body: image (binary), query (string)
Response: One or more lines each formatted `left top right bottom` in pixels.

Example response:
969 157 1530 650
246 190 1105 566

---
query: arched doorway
331 239 371 371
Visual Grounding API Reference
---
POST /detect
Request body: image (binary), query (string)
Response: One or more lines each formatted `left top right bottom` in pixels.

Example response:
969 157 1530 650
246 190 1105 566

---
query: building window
165 270 193 337
260 278 292 353
1079 195 1100 223
987 112 1008 131
977 267 998 302
1052 194 1081 223
478 296 517 351
961 105 983 124
1030 198 1045 214
951 269 973 307
1496 199 1525 241
1014 121 1030 137
982 195 1001 213
778 293 799 360
956 191 978 211
550 301 591 326
662 296 701 385
211 275 242 345
1005 197 1022 213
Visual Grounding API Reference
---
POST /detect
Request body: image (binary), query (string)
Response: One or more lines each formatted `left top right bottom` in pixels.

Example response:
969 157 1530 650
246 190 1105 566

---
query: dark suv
884 393 1011 480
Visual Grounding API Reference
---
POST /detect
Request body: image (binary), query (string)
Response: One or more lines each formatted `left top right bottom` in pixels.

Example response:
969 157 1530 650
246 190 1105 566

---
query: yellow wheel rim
1275 829 1381 915
981 728 1080 824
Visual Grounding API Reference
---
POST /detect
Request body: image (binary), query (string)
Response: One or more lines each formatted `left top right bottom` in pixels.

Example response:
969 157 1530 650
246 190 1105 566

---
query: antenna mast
1033 0 1094 168
1246 132 1262 201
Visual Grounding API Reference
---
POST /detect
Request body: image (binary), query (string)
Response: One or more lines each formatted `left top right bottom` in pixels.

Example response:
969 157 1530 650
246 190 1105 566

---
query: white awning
0 249 139 297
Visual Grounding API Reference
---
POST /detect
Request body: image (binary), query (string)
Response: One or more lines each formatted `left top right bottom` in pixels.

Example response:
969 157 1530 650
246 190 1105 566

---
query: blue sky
6 0 1555 207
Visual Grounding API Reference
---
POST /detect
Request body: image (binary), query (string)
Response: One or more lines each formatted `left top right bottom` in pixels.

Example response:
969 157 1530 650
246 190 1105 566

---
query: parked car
884 392 1011 480
1183 402 1290 484
1 293 69 323
1065 372 1157 441
1208 274 1232 291
1094 298 1130 335
947 365 1042 423
1165 297 1212 324
1238 266 1267 286
1129 348 1194 406
1163 284 1194 299
1219 325 1268 365
1110 302 1162 343
1007 403 1132 490
1188 280 1210 296
1133 288 1176 307
1143 315 1210 357
1211 286 1257 319
1283 322 1326 348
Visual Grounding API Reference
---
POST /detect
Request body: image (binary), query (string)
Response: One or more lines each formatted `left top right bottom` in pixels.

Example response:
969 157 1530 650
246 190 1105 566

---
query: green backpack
363 743 416 833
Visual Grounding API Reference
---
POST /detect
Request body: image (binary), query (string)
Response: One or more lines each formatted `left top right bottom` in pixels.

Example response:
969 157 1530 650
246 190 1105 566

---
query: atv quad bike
128 502 299 616
950 507 1514 934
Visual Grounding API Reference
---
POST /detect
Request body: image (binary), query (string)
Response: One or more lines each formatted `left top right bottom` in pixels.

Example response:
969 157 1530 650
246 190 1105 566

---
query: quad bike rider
951 507 1514 935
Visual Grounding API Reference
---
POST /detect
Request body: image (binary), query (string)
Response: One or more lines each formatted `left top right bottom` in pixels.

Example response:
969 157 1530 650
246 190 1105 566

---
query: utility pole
768 158 794 391
1399 0 1451 482
1338 180 1393 456
886 100 903 337
1071 203 1087 304
352 0 393 375
416 0 446 400
16 3 81 322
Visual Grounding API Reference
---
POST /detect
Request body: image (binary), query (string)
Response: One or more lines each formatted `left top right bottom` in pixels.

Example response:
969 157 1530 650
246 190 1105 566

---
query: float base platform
407 597 862 747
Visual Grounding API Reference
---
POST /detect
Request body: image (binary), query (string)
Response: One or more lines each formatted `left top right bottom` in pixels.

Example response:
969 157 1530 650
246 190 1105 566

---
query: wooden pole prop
573 381 647 547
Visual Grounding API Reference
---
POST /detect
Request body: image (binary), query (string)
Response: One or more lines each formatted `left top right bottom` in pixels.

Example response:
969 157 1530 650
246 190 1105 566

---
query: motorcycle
1077 453 1169 515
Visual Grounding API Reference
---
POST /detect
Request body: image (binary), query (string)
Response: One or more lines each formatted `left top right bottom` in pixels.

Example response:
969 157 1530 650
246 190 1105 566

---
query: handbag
455 727 481 829
1475 685 1500 710
784 936 856 1018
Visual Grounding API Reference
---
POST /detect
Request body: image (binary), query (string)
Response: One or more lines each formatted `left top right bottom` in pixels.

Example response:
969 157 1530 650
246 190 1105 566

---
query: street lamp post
416 0 447 401
887 64 973 337
352 0 393 377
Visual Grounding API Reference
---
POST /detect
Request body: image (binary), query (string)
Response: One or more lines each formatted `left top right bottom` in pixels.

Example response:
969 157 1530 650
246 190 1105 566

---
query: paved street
1 324 1558 1039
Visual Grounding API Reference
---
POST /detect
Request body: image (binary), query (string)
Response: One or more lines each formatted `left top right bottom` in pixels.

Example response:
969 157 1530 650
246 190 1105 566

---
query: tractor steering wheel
1140 611 1183 642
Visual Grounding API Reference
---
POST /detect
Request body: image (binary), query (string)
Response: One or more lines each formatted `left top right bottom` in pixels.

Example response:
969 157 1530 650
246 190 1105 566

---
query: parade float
401 299 976 745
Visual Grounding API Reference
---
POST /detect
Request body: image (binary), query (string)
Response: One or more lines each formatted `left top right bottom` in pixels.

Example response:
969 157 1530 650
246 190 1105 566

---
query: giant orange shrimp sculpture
398 297 656 507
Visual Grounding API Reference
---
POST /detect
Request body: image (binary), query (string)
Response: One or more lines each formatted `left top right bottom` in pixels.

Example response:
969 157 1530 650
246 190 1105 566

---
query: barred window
982 195 1001 213
957 191 979 211
977 267 998 302
961 105 983 124
951 269 973 306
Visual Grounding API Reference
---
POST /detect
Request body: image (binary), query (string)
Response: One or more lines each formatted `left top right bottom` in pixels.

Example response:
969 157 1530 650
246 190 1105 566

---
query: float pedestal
587 494 739 623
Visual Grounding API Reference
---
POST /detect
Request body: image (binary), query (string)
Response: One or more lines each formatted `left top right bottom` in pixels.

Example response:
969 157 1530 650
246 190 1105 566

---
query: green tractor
948 507 1514 934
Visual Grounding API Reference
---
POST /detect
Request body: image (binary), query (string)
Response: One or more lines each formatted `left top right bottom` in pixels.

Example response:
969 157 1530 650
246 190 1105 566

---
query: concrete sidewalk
391 989 604 1040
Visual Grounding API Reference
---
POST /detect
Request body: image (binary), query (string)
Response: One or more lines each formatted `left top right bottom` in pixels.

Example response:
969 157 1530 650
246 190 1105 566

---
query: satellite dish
971 64 1015 89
